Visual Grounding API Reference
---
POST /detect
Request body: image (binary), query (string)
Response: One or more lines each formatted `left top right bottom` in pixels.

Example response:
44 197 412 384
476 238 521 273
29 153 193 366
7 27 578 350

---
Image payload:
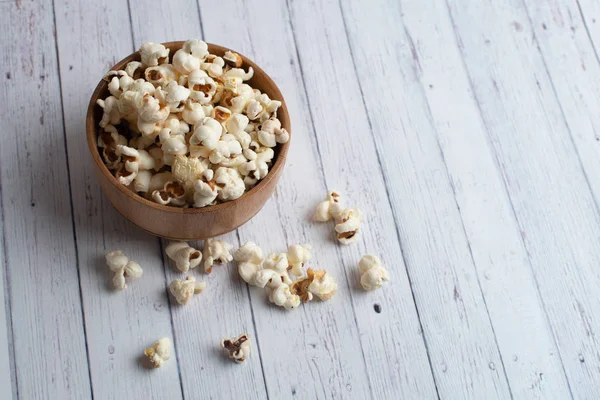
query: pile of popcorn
96 40 289 207
234 242 338 309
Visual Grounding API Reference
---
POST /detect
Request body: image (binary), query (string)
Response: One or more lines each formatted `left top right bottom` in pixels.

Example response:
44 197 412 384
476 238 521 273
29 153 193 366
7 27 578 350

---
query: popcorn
144 64 177 87
155 82 190 112
287 244 311 277
144 338 171 368
358 255 389 291
125 61 143 79
172 48 201 75
105 250 143 290
165 241 202 272
245 99 263 120
97 96 122 128
190 117 222 149
169 276 206 305
183 39 209 61
181 100 207 125
202 238 234 273
234 242 264 284
133 170 152 193
221 334 251 363
188 69 216 104
214 167 245 201
268 283 300 309
290 274 314 303
148 171 174 192
171 155 208 191
152 181 186 206
307 269 337 300
209 135 243 164
314 190 344 221
334 208 362 245
201 55 225 78
140 42 170 67
223 50 243 68
96 40 288 208
136 94 169 136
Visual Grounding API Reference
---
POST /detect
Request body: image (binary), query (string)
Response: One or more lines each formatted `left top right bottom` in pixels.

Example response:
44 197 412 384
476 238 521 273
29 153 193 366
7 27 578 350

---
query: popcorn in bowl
95 40 289 208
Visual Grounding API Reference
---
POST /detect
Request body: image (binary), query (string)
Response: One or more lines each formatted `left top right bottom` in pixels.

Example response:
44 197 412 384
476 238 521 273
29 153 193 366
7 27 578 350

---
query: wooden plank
397 0 575 398
285 0 439 398
338 0 524 397
0 1 92 398
128 3 269 398
197 0 376 398
443 0 600 395
52 0 183 398
0 194 16 400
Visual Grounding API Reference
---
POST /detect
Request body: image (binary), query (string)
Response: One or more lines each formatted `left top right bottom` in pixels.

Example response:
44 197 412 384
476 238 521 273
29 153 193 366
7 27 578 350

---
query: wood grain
340 0 522 397
398 0 574 398
445 0 600 395
0 1 92 398
53 0 183 398
0 190 15 400
127 3 269 398
286 0 439 397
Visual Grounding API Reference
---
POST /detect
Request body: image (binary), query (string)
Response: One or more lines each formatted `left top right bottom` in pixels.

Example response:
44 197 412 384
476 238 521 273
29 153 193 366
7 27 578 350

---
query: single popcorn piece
169 276 206 305
234 242 264 284
314 190 344 222
202 238 234 273
214 167 245 201
190 117 222 149
286 244 311 277
334 207 362 245
152 181 186 206
165 241 202 273
223 50 243 68
268 283 301 309
221 334 251 363
171 155 208 191
290 272 314 303
144 337 171 368
358 255 390 291
105 250 143 290
308 269 337 300
139 42 170 67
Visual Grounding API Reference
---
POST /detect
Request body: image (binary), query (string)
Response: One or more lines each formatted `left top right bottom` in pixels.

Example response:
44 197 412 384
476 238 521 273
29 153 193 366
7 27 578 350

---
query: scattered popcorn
234 242 264 284
308 269 337 300
202 238 234 273
169 276 206 305
221 334 251 363
105 250 143 290
314 190 362 245
268 283 301 309
286 244 311 277
96 40 288 208
334 207 362 245
165 241 202 272
358 255 390 291
313 190 344 222
144 337 171 368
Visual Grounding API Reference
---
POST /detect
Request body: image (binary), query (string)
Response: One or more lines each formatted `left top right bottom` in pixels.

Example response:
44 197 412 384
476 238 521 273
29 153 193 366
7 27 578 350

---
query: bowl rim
86 41 290 215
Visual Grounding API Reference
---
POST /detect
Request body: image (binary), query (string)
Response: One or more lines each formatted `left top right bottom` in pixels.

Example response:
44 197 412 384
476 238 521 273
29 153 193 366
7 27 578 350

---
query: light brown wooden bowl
86 41 290 240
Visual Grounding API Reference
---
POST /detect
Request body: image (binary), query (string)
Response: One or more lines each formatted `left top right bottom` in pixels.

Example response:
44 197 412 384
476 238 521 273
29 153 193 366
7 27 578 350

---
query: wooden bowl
86 42 290 240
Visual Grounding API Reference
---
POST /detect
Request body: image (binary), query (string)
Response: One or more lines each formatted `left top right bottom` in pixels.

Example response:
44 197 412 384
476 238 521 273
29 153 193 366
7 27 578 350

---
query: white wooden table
2 0 600 398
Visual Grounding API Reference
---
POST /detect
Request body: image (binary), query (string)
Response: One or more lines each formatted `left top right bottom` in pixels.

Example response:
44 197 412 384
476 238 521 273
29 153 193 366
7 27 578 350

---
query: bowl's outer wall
87 42 290 240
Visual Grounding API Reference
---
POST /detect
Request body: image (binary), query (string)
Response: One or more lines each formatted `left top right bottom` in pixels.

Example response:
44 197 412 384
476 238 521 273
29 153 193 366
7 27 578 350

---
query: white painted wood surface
2 0 600 398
